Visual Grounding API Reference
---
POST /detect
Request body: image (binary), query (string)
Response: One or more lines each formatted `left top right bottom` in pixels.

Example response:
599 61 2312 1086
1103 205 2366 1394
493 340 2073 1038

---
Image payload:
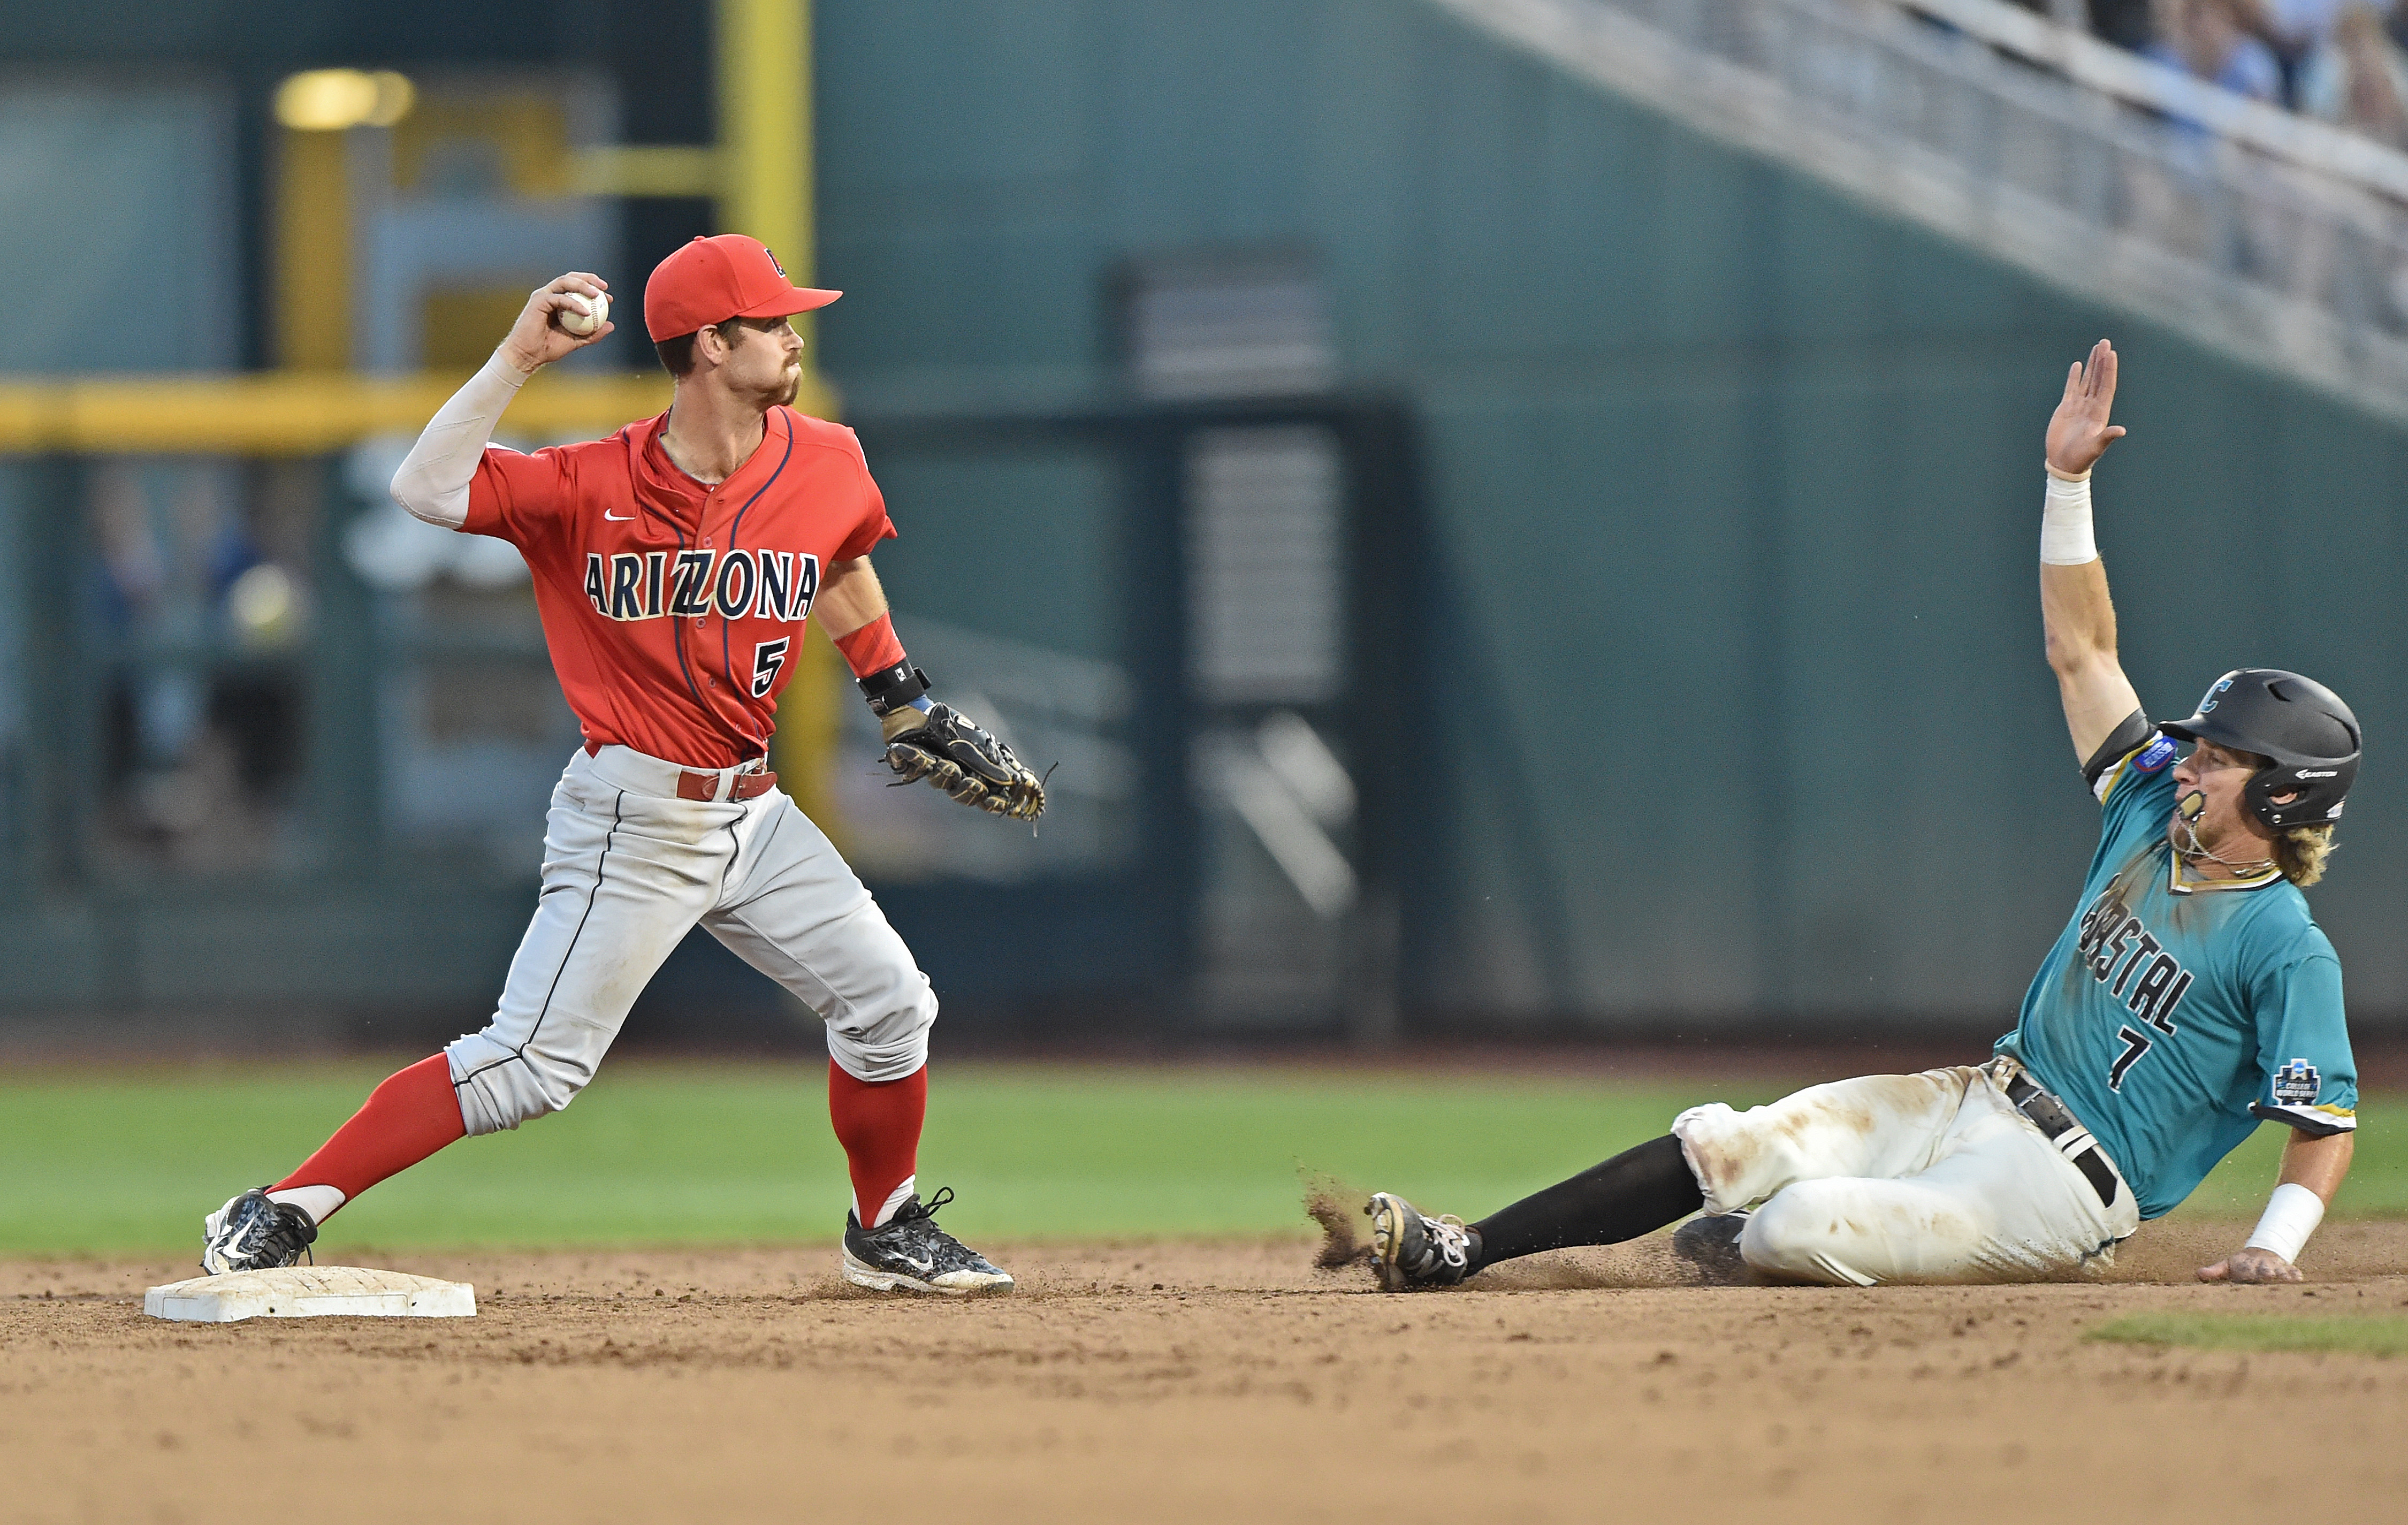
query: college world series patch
2132 734 2179 773
2273 1059 2322 1105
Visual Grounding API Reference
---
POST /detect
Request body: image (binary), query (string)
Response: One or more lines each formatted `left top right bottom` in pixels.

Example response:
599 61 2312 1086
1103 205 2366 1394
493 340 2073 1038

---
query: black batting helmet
2159 669 2360 831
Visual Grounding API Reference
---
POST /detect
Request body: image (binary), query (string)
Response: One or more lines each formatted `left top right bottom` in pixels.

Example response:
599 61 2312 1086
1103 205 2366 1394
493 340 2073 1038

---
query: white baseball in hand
558 291 609 337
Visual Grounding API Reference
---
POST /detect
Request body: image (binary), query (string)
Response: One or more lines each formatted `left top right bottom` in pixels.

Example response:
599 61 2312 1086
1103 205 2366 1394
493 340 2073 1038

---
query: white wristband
2243 1181 2326 1264
2040 469 2097 565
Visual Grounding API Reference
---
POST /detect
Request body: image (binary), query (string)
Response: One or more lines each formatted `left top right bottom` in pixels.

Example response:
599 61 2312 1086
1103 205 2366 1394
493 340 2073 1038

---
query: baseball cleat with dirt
840 1187 1015 1294
1670 1208 1756 1284
200 1187 319 1276
1367 1192 1475 1291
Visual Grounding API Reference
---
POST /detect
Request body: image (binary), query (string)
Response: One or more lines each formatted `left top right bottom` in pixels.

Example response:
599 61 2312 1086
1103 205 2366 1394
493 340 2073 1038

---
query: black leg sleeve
1467 1134 1704 1270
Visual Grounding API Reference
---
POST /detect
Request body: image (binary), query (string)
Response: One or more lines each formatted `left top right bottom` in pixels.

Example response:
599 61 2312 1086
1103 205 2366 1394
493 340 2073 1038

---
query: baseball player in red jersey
197 235 1045 1293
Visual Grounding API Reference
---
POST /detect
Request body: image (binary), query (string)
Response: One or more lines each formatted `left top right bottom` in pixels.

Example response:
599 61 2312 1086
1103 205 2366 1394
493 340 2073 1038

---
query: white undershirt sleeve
389 350 532 529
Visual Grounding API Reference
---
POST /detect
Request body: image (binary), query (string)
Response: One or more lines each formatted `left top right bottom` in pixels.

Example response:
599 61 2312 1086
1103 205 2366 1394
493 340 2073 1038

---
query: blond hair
2276 824 2337 888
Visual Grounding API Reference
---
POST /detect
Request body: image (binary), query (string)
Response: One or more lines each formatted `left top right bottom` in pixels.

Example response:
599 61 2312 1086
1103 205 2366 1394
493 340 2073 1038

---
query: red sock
827 1059 926 1227
273 1054 467 1207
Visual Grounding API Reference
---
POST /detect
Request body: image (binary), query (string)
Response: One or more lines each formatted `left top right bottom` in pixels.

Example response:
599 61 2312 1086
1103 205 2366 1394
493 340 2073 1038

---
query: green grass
2089 1312 2408 1356
2165 1104 2406 1218
0 1061 2397 1255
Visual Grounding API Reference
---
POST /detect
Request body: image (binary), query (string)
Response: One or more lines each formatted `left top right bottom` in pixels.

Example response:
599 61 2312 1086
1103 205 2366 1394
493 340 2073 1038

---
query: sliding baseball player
1369 340 2360 1288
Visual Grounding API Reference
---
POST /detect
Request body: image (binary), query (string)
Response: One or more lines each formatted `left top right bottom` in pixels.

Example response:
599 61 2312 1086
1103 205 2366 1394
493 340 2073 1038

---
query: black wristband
858 660 931 716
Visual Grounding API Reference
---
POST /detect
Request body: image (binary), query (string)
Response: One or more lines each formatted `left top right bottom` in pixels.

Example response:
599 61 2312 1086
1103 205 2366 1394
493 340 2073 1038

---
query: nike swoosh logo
898 1253 935 1273
604 510 633 521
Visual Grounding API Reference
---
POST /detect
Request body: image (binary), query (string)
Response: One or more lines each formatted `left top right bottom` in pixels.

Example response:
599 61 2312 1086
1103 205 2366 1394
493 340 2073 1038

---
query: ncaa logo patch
2133 734 2178 773
2273 1059 2321 1105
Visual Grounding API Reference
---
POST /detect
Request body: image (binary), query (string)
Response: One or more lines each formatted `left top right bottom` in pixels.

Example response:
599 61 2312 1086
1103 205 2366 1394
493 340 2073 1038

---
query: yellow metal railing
570 145 723 198
0 369 772 456
718 0 843 839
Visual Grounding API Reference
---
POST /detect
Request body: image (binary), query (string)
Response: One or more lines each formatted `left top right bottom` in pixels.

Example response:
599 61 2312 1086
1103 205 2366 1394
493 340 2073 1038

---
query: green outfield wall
1 0 2403 1036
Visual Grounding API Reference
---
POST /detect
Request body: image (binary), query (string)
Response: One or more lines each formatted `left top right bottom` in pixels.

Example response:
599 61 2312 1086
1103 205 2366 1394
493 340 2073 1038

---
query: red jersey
466 406 896 768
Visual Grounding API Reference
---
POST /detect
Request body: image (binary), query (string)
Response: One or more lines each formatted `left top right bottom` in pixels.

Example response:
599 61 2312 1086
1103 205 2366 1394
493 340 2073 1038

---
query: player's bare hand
497 273 614 375
2044 339 2126 477
2197 1246 2303 1284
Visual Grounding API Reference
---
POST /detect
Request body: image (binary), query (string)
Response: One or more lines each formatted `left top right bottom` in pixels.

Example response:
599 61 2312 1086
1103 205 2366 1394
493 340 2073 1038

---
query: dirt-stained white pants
446 745 935 1136
1671 1061 2140 1285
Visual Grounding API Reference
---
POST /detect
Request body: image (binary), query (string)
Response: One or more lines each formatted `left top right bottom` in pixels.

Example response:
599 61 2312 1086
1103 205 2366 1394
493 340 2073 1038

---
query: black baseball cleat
1670 1209 1755 1284
200 1187 319 1275
1367 1192 1476 1291
841 1188 1015 1295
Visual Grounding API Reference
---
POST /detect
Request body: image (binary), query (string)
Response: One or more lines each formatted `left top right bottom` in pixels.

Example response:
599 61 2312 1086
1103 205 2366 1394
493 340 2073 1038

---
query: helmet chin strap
2173 788 2276 876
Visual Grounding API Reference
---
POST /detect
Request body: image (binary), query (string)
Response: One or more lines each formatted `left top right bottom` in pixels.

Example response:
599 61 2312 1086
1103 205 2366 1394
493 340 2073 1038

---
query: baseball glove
880 703 1047 821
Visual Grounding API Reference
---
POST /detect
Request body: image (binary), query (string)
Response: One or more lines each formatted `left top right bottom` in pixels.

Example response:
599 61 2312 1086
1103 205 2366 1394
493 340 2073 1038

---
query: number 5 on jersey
751 637 791 697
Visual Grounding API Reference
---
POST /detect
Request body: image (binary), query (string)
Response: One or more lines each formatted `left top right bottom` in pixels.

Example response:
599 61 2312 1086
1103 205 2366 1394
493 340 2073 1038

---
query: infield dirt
8 1221 2407 1524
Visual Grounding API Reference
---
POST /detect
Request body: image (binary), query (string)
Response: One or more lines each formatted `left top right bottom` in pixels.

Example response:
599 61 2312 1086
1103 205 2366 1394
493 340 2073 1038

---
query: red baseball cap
643 234 841 341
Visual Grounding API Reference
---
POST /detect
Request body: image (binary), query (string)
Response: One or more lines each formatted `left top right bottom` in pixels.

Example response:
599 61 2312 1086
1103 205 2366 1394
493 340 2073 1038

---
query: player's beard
743 363 801 410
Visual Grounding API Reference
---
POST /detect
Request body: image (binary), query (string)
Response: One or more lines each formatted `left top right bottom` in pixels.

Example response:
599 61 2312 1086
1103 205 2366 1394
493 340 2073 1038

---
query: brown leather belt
2002 1070 2122 1210
675 768 779 803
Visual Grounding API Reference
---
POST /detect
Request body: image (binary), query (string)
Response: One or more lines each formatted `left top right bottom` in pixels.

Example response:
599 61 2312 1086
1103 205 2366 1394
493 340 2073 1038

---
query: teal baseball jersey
1995 725 2357 1219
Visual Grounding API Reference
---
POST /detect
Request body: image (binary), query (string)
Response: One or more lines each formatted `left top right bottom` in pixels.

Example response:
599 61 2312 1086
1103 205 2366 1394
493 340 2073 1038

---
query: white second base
144 1266 476 1323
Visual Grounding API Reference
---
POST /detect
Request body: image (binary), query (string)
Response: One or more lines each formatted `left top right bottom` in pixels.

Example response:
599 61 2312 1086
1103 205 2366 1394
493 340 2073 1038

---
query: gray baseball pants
446 744 935 1136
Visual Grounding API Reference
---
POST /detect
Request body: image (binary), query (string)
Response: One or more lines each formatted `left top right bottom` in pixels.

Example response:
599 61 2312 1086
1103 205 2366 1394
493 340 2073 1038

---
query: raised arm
390 272 612 528
2039 340 2143 764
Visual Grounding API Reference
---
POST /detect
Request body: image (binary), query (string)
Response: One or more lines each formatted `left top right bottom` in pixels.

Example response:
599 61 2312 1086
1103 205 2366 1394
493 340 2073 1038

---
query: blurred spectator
2092 0 2158 53
2299 3 2408 143
2147 0 2285 100
2247 0 2357 52
88 461 310 871
2228 0 2397 108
